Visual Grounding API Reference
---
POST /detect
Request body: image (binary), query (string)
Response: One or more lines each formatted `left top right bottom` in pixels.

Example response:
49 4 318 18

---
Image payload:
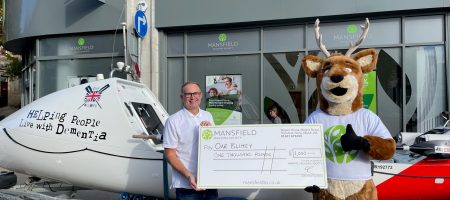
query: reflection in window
405 46 447 132
167 34 184 56
263 52 305 123
404 15 444 44
22 67 30 105
376 48 403 136
167 58 184 114
264 97 291 123
38 57 123 97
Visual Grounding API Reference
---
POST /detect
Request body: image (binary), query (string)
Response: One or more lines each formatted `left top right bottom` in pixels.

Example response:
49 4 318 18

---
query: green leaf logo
347 24 358 34
324 125 358 163
202 129 213 140
218 33 227 42
77 38 85 46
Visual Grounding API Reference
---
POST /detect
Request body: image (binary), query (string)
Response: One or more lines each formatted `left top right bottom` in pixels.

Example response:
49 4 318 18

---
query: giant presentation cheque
197 124 327 189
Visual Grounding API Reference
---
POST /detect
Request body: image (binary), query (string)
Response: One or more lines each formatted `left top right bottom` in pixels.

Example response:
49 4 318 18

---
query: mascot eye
345 68 352 73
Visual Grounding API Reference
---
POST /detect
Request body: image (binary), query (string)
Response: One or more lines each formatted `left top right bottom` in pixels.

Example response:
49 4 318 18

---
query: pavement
0 106 121 199
0 168 120 199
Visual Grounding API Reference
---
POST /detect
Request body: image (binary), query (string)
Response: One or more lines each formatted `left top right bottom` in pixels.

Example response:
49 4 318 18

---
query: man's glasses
183 92 202 98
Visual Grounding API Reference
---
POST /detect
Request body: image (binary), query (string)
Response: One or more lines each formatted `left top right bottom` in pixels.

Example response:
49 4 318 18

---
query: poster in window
363 71 377 114
205 75 242 125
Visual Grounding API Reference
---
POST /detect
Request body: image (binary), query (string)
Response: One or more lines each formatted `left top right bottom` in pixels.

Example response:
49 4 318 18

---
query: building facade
3 0 131 104
156 0 450 136
3 0 450 136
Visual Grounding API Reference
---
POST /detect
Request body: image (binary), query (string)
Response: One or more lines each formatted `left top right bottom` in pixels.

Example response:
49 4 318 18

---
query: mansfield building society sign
70 37 95 54
187 29 259 54
208 33 239 51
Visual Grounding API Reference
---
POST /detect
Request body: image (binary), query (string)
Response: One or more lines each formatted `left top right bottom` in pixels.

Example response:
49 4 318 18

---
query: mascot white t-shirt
305 108 391 180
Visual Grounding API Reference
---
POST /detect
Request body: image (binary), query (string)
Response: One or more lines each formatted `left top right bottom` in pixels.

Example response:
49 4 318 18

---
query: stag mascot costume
303 19 396 200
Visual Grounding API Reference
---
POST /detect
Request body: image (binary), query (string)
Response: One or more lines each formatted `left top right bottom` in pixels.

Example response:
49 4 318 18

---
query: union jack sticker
78 84 110 109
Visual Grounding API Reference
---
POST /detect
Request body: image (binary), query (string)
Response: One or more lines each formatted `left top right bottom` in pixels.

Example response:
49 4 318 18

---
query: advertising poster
205 75 242 125
363 71 377 114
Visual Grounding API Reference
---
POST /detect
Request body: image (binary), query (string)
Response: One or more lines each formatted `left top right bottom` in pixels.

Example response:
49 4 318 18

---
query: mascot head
302 18 378 116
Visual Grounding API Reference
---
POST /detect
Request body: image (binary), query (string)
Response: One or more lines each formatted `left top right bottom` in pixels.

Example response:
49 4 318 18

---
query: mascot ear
354 48 378 74
302 55 323 78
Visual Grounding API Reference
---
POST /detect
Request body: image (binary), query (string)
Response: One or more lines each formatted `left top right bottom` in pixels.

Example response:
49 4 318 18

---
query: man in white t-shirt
163 81 218 200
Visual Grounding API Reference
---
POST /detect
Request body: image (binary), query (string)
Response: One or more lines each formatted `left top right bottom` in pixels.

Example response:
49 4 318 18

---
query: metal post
138 37 142 76
122 22 128 68
163 153 169 200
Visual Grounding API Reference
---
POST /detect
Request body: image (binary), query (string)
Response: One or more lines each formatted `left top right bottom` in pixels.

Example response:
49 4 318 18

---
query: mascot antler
314 19 331 57
345 18 370 57
314 18 370 57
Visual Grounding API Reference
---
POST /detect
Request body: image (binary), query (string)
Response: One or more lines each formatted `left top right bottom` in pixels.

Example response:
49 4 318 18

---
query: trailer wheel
119 192 130 200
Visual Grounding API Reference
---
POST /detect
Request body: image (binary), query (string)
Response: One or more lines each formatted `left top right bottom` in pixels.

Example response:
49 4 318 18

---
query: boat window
132 102 164 144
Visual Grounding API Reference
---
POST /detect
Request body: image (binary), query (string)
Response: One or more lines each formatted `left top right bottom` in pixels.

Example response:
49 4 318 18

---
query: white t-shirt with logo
304 108 392 180
163 108 214 188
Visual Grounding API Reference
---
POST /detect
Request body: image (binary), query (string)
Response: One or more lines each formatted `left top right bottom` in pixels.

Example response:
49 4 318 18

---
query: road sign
134 10 148 37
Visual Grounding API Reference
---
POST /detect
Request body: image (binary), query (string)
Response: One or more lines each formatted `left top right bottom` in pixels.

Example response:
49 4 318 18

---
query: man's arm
164 148 201 191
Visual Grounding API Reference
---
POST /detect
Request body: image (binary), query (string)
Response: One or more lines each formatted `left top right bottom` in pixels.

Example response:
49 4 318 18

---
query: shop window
22 68 30 105
187 55 261 124
263 26 304 52
405 45 447 132
40 34 124 57
306 18 400 49
167 58 184 114
263 52 305 123
365 18 401 46
187 29 260 54
38 57 123 97
376 48 402 137
405 15 444 44
167 34 184 56
32 67 36 101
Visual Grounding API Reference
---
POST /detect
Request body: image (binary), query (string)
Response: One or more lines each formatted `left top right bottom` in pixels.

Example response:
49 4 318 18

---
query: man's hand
340 124 370 152
200 121 212 126
165 148 204 191
187 175 205 191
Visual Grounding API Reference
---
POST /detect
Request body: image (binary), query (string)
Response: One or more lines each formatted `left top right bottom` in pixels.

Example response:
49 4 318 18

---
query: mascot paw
304 185 320 193
340 124 370 152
